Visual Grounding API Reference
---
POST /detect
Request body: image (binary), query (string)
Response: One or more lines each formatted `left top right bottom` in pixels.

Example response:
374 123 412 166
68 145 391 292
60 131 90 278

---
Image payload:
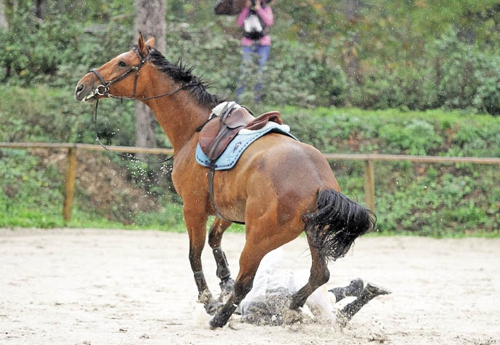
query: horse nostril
76 84 84 94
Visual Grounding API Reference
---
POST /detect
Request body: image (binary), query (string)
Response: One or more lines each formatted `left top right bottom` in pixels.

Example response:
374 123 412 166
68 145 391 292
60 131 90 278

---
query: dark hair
252 0 271 7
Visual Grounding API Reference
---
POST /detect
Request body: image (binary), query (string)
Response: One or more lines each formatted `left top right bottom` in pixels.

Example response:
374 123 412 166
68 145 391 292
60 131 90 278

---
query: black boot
329 278 364 302
337 282 391 327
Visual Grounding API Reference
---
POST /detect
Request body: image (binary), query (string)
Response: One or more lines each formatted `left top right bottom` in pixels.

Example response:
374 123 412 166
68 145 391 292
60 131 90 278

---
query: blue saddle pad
196 125 298 171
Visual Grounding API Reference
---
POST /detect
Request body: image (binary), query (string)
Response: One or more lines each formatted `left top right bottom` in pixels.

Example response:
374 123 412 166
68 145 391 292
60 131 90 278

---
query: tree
0 0 8 30
34 0 47 19
134 0 166 149
343 0 361 85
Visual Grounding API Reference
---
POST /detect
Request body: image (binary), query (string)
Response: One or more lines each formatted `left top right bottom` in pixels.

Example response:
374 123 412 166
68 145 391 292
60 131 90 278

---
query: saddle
199 106 283 162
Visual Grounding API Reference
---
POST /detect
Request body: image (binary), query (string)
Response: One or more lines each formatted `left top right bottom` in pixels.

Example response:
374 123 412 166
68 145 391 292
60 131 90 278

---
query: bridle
88 46 193 101
87 46 194 163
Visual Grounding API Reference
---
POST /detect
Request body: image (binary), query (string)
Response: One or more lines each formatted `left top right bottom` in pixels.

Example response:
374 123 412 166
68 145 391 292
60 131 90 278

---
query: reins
89 46 197 164
92 98 174 163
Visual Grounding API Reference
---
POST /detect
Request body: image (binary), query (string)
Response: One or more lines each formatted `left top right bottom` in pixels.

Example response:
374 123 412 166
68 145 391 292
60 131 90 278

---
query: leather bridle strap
89 46 145 99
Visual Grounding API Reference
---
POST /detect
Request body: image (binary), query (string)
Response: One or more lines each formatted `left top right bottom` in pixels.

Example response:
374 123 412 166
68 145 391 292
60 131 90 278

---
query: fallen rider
236 249 391 327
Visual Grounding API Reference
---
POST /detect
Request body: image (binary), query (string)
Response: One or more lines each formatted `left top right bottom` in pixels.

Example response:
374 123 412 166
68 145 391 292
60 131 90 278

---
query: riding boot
337 282 391 327
329 278 364 302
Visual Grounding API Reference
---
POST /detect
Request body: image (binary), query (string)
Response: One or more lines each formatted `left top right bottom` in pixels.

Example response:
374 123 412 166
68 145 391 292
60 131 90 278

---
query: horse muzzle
75 78 93 102
75 77 108 103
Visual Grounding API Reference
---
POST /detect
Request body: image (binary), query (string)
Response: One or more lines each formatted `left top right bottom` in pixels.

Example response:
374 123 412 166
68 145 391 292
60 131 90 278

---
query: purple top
237 6 274 46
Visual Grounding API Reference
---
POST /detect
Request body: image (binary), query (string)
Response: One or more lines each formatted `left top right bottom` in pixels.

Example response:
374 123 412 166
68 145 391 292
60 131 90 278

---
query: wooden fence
2 142 500 222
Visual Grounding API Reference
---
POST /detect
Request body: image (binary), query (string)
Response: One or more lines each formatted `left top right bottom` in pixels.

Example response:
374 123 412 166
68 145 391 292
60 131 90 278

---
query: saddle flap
198 117 221 157
245 111 282 130
226 107 255 129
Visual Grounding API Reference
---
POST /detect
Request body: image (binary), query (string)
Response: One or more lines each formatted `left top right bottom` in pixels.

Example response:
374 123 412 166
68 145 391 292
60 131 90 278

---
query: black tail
302 189 376 261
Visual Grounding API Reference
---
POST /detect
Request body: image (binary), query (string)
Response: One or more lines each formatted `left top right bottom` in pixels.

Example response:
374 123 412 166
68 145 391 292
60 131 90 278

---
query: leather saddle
198 105 283 162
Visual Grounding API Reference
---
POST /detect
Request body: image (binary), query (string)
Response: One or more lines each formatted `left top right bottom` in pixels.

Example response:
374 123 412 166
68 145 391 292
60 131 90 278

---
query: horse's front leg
184 209 221 315
208 217 234 297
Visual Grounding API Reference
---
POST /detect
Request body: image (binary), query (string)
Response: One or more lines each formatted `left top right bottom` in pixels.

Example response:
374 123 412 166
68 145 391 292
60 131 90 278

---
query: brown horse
75 33 376 328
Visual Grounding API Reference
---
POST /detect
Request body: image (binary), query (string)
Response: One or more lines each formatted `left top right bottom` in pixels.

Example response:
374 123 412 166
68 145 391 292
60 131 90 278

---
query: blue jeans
236 44 271 102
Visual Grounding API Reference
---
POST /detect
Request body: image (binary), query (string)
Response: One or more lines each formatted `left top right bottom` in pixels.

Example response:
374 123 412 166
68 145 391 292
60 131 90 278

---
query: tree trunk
0 0 8 31
134 0 166 149
34 0 47 20
344 0 361 85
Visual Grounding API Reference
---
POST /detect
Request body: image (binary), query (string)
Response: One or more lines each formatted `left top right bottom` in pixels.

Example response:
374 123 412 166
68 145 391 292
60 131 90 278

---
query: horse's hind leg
209 233 288 328
289 237 330 312
208 217 234 295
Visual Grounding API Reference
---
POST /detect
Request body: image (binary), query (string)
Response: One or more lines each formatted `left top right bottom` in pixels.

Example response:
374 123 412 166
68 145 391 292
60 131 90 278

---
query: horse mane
147 48 224 108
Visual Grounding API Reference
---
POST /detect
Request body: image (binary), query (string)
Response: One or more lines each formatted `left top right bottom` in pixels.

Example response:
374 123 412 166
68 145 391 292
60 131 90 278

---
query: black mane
147 48 224 108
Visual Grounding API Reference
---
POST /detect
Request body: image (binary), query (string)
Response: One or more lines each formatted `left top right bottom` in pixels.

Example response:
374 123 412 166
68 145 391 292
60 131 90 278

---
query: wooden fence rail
2 142 500 222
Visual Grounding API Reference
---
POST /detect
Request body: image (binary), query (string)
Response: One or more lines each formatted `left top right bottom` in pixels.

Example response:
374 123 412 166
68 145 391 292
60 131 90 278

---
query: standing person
236 0 274 103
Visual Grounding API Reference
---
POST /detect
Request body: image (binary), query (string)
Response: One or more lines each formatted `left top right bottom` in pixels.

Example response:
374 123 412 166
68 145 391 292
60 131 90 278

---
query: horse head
75 33 156 102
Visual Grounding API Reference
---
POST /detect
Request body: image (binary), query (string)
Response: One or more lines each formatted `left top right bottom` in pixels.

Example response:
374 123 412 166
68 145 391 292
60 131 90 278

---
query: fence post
364 159 375 212
63 147 77 222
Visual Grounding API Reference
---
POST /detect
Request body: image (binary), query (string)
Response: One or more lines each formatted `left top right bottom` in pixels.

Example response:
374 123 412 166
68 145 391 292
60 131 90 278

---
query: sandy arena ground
1 228 499 345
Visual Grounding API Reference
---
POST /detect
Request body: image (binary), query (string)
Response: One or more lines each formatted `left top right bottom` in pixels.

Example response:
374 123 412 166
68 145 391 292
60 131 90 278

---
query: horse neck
142 92 211 152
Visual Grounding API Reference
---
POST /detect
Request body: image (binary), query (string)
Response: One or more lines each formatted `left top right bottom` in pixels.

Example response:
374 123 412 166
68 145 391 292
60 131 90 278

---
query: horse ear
145 36 156 50
137 32 148 57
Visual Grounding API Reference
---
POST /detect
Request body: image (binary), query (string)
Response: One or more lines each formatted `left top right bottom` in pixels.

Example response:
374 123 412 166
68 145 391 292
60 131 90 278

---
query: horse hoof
219 277 234 295
204 301 223 316
209 315 226 329
282 308 303 325
199 290 223 315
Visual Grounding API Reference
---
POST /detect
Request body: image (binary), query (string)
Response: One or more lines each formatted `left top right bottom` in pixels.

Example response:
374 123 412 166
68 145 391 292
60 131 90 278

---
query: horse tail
302 189 376 261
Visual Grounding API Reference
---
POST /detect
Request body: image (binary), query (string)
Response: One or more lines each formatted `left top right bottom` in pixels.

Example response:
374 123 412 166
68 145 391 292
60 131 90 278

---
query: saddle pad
196 122 298 171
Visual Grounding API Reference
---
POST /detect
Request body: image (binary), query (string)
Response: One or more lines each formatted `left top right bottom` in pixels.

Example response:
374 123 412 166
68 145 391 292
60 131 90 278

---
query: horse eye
118 61 127 67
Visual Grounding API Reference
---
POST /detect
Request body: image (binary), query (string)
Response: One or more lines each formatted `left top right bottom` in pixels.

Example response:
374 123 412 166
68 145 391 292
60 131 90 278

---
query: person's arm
256 6 273 27
237 1 252 27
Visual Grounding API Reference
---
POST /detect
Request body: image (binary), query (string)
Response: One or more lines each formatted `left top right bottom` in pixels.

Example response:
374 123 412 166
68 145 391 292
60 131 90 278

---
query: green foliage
378 120 443 155
0 149 63 228
2 1 500 113
0 0 133 86
0 85 136 145
1 1 81 85
374 165 500 237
